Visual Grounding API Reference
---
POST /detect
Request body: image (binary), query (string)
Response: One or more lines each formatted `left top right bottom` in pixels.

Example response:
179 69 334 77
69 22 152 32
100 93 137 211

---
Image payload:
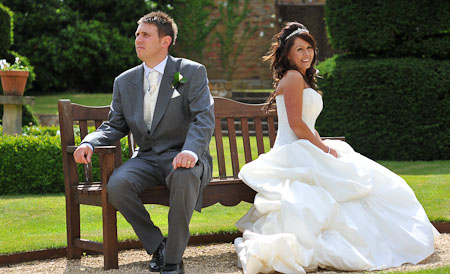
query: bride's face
287 37 314 74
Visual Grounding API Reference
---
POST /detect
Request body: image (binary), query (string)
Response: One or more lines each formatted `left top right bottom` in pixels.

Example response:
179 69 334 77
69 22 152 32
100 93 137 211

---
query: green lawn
377 266 450 274
31 92 112 114
0 161 448 255
30 90 274 115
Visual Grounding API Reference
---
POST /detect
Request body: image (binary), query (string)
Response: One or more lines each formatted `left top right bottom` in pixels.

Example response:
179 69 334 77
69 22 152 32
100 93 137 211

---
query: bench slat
268 116 276 148
214 117 227 178
254 117 265 155
226 117 240 178
240 118 252 163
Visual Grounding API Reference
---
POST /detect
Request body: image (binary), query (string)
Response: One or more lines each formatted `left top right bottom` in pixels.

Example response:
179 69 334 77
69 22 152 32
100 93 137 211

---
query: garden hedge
0 126 129 195
325 0 450 58
316 55 450 160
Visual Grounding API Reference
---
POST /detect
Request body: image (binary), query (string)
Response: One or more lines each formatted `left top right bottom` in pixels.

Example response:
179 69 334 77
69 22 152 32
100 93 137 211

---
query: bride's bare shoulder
277 70 304 96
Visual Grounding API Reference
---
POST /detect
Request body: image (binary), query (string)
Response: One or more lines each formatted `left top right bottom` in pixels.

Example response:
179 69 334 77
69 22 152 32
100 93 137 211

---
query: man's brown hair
138 11 178 50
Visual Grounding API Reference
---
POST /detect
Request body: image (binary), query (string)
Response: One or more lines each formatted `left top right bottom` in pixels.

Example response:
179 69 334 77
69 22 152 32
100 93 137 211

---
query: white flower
0 59 8 70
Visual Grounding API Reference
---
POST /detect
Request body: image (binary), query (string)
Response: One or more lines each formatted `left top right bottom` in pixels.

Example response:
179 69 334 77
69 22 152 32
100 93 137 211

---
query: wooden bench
58 97 344 270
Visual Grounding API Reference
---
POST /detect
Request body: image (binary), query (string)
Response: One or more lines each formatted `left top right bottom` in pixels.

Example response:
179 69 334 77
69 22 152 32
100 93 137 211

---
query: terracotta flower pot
0 70 30 96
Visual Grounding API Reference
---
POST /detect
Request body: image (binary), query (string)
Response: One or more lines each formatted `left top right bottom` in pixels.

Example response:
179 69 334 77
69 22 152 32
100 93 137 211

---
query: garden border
1 224 448 267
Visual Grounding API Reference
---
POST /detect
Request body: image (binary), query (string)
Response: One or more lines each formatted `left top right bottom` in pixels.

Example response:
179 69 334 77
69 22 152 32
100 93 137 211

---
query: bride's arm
314 129 338 157
283 71 329 153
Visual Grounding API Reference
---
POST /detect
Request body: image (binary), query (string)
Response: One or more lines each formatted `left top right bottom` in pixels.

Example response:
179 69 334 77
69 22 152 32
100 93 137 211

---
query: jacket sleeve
181 65 215 158
81 78 129 147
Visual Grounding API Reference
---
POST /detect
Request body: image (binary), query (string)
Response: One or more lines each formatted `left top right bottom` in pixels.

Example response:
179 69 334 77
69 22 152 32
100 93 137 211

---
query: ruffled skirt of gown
234 139 438 274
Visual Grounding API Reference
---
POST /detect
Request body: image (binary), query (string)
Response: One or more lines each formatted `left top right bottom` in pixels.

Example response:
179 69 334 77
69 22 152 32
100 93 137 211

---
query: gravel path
1 234 448 274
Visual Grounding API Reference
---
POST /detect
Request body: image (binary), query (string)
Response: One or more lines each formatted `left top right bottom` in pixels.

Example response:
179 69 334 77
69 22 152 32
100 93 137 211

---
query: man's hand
74 145 93 164
172 152 196 169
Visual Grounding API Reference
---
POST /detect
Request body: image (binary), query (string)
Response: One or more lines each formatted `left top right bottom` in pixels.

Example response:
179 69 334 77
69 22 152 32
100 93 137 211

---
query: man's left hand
172 152 196 169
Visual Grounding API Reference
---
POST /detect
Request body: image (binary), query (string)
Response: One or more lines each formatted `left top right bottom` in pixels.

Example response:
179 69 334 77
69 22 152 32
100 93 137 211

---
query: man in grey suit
73 11 214 274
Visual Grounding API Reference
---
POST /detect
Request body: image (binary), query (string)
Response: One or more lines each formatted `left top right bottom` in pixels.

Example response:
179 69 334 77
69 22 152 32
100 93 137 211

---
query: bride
234 22 438 274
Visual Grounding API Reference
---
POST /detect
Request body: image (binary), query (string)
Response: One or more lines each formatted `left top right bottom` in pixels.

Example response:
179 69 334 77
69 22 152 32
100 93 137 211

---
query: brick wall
203 0 278 89
203 0 335 89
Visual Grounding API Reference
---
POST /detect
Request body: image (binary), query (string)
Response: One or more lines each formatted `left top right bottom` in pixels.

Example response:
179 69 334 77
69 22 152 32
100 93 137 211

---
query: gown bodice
274 88 323 148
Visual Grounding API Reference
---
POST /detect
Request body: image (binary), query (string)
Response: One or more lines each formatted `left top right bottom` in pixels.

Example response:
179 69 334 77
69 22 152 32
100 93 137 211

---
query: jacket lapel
149 56 177 134
127 64 148 136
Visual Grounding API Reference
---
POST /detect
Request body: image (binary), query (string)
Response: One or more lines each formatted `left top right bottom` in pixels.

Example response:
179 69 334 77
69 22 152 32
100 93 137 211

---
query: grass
0 194 251 254
0 160 448 255
376 266 450 273
30 90 273 115
31 92 112 114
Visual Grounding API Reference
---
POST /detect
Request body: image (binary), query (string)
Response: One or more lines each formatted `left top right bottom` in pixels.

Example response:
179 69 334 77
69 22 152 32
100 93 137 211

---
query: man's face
135 23 166 62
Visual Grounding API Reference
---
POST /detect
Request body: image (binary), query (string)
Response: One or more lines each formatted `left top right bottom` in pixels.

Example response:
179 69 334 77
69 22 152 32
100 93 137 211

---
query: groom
73 11 214 274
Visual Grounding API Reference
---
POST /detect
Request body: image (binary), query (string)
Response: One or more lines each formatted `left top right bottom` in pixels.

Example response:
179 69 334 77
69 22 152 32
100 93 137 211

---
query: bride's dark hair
263 22 319 111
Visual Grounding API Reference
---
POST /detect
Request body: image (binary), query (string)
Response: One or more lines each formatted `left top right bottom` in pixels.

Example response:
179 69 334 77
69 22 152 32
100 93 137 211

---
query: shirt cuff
80 143 94 152
182 150 198 163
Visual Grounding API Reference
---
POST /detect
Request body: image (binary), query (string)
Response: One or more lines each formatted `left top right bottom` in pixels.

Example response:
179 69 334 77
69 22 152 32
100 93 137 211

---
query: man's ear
162 36 172 48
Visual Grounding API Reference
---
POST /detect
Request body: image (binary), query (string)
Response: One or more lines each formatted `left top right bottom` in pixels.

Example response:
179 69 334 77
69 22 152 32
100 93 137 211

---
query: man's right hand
74 144 93 164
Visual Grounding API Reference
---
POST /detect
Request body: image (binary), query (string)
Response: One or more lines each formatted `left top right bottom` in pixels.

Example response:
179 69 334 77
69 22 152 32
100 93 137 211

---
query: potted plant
0 57 30 96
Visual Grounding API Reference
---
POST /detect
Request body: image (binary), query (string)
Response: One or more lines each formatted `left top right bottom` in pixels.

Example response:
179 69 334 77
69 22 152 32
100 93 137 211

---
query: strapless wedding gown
234 88 438 274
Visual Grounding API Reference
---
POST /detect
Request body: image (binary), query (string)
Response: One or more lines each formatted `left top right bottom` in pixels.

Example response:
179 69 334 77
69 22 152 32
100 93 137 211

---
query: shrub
0 127 130 195
0 135 64 194
325 0 450 58
0 3 12 56
1 0 144 93
316 55 450 160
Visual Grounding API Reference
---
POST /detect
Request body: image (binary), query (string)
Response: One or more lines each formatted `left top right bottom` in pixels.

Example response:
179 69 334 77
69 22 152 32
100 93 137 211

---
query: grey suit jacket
82 56 215 211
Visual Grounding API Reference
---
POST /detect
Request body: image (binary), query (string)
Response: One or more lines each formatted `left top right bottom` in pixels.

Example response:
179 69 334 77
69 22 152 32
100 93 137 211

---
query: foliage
316 55 450 160
0 3 12 56
0 0 151 93
325 0 450 57
161 0 219 62
215 0 257 80
0 135 63 194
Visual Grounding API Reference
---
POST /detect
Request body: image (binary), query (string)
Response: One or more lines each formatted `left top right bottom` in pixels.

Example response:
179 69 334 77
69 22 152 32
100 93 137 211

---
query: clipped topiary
325 0 450 58
316 55 450 160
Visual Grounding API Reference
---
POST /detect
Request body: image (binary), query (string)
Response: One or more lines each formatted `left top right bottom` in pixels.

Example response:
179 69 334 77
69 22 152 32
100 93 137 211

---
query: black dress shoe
160 261 184 274
149 240 166 272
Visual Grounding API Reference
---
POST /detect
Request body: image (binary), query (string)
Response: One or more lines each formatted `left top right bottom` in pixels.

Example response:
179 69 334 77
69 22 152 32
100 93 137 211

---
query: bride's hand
329 148 338 158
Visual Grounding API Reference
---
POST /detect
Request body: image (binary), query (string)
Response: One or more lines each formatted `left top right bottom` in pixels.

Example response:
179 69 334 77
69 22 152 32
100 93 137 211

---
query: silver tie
143 70 160 130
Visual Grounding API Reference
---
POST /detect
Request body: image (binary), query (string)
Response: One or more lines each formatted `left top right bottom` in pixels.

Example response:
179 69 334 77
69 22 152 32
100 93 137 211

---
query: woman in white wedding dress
234 22 438 274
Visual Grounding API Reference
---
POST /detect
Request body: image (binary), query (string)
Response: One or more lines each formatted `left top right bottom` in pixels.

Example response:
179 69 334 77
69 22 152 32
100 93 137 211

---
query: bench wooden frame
58 97 344 269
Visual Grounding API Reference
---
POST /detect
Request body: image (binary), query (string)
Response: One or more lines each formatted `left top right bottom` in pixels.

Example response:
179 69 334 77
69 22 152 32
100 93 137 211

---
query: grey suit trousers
106 149 202 264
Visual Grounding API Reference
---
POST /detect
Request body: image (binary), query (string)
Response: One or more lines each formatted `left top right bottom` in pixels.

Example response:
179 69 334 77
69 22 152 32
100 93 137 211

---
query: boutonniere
172 72 187 88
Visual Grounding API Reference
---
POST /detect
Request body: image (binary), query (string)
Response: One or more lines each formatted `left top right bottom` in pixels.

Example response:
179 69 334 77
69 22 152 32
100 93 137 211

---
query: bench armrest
66 145 117 155
321 136 345 141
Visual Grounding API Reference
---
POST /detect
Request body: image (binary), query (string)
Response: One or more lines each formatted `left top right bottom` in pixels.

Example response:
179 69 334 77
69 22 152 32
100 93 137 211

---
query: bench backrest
58 97 277 183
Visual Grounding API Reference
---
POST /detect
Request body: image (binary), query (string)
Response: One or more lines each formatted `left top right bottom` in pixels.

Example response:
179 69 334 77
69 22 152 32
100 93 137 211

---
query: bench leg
102 202 118 270
66 200 82 259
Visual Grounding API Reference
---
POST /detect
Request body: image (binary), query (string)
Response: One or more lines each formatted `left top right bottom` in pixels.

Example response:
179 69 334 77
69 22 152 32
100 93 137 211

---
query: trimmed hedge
0 135 64 194
325 0 450 58
0 3 12 55
316 55 450 160
0 127 130 195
